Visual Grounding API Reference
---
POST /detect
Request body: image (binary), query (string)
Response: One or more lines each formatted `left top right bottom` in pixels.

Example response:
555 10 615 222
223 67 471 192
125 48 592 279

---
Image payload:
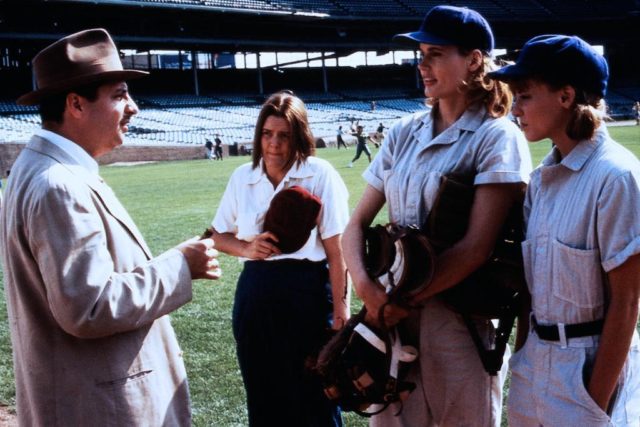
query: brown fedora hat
17 28 148 106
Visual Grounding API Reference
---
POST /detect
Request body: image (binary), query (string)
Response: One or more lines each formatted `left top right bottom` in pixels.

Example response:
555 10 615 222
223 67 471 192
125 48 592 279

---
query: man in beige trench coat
0 28 221 426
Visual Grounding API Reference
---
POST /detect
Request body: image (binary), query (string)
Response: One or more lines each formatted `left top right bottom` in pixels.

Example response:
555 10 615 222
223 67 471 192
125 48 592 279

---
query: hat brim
392 31 453 47
487 64 531 82
16 69 149 106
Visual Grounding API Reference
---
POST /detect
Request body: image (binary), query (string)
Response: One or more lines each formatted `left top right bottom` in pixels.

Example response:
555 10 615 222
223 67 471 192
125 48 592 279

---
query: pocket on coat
95 369 153 389
551 239 604 309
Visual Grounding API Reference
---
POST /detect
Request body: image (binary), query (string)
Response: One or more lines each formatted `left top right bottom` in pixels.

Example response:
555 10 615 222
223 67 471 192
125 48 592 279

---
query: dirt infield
0 406 16 427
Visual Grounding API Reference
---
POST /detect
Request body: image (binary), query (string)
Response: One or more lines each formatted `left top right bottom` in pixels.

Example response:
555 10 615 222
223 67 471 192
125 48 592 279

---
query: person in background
210 91 350 426
633 100 640 125
347 125 372 167
214 134 224 160
0 28 221 426
342 5 531 426
336 125 348 149
374 122 387 147
489 34 640 426
205 138 214 159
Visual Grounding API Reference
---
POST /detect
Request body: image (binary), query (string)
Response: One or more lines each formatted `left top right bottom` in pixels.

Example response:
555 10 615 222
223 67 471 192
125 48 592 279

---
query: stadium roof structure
1 0 639 54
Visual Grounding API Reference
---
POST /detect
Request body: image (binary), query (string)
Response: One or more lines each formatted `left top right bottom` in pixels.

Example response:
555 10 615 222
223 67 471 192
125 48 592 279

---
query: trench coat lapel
28 136 153 259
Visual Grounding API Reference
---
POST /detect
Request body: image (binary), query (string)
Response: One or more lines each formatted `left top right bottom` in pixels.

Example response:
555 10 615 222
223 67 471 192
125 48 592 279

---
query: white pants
508 330 640 427
370 298 507 427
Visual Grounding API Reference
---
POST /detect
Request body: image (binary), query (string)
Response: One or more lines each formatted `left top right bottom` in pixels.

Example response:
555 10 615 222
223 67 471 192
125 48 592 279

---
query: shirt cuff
475 170 530 185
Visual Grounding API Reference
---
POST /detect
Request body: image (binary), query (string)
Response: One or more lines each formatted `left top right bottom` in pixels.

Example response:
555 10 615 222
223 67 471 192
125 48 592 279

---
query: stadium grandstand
1 0 639 154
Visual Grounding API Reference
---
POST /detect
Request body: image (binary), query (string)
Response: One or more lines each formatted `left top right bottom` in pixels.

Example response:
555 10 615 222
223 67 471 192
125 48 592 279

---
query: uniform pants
371 297 507 427
352 143 371 162
508 330 640 426
232 259 342 427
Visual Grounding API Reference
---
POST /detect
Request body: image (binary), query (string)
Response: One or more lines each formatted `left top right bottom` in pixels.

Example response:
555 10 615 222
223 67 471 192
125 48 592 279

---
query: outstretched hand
177 237 222 280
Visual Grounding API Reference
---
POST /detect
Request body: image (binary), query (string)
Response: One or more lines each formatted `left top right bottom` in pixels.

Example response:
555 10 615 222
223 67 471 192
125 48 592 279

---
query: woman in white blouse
210 91 350 426
490 35 640 426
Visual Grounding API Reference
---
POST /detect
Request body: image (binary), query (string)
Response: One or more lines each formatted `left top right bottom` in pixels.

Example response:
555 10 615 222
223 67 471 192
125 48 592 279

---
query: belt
532 315 604 346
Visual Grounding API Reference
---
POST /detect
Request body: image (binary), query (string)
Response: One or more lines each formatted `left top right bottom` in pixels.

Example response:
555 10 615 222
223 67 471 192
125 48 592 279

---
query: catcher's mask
364 223 435 304
315 311 418 417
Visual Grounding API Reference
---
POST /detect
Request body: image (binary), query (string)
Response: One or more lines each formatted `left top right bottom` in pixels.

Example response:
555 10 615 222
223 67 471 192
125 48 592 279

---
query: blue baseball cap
393 5 494 54
488 34 609 97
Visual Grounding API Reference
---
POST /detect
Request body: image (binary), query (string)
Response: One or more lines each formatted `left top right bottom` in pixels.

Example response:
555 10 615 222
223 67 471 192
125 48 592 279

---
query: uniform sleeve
29 179 192 339
316 163 350 239
598 170 640 272
474 119 532 185
212 167 241 234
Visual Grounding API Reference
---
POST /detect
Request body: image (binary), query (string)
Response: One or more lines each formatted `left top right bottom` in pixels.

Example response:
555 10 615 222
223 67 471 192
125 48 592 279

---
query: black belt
532 315 604 342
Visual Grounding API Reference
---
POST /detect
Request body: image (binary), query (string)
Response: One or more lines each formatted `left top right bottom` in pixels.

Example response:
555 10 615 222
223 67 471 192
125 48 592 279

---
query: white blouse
212 156 349 262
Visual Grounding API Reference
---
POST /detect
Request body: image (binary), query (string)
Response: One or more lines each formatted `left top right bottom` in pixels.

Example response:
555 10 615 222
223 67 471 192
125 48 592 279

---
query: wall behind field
0 143 213 176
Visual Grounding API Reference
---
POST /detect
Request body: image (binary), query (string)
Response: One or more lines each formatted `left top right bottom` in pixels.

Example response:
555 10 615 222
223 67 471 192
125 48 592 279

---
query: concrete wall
0 143 24 178
0 142 221 178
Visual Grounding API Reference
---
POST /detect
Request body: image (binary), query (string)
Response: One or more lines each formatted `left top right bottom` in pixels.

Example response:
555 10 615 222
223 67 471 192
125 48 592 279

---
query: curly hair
425 49 512 119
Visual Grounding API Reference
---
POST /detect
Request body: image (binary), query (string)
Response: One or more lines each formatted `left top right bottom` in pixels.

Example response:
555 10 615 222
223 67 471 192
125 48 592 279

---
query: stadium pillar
257 53 264 95
322 52 328 93
192 50 200 96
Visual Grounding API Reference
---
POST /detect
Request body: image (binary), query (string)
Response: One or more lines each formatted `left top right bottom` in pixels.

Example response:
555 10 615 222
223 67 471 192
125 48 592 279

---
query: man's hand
177 237 222 280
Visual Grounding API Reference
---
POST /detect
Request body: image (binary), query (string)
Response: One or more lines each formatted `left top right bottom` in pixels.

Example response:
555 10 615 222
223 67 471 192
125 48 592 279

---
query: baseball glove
364 223 436 307
424 173 528 375
424 174 526 319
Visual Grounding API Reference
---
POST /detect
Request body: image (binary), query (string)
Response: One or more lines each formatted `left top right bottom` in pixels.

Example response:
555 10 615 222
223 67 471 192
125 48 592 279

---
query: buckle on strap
532 315 604 345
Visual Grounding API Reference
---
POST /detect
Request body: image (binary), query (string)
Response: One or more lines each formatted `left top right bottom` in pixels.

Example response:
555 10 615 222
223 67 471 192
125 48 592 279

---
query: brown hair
565 92 604 141
251 91 316 171
39 80 108 124
509 78 604 141
426 50 511 118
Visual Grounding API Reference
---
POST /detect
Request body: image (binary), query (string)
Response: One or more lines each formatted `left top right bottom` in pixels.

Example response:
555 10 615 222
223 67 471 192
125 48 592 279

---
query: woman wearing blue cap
342 5 532 426
489 35 640 425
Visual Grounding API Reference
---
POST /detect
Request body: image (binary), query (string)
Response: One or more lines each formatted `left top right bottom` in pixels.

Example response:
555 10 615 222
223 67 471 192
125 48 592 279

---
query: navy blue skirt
232 259 342 427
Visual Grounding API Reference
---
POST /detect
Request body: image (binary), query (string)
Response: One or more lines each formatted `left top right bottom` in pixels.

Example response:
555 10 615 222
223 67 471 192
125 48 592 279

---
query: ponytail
566 95 605 141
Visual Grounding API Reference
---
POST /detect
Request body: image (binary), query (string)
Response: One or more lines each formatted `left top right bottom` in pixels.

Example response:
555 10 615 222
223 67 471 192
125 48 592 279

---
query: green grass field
1 124 639 425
